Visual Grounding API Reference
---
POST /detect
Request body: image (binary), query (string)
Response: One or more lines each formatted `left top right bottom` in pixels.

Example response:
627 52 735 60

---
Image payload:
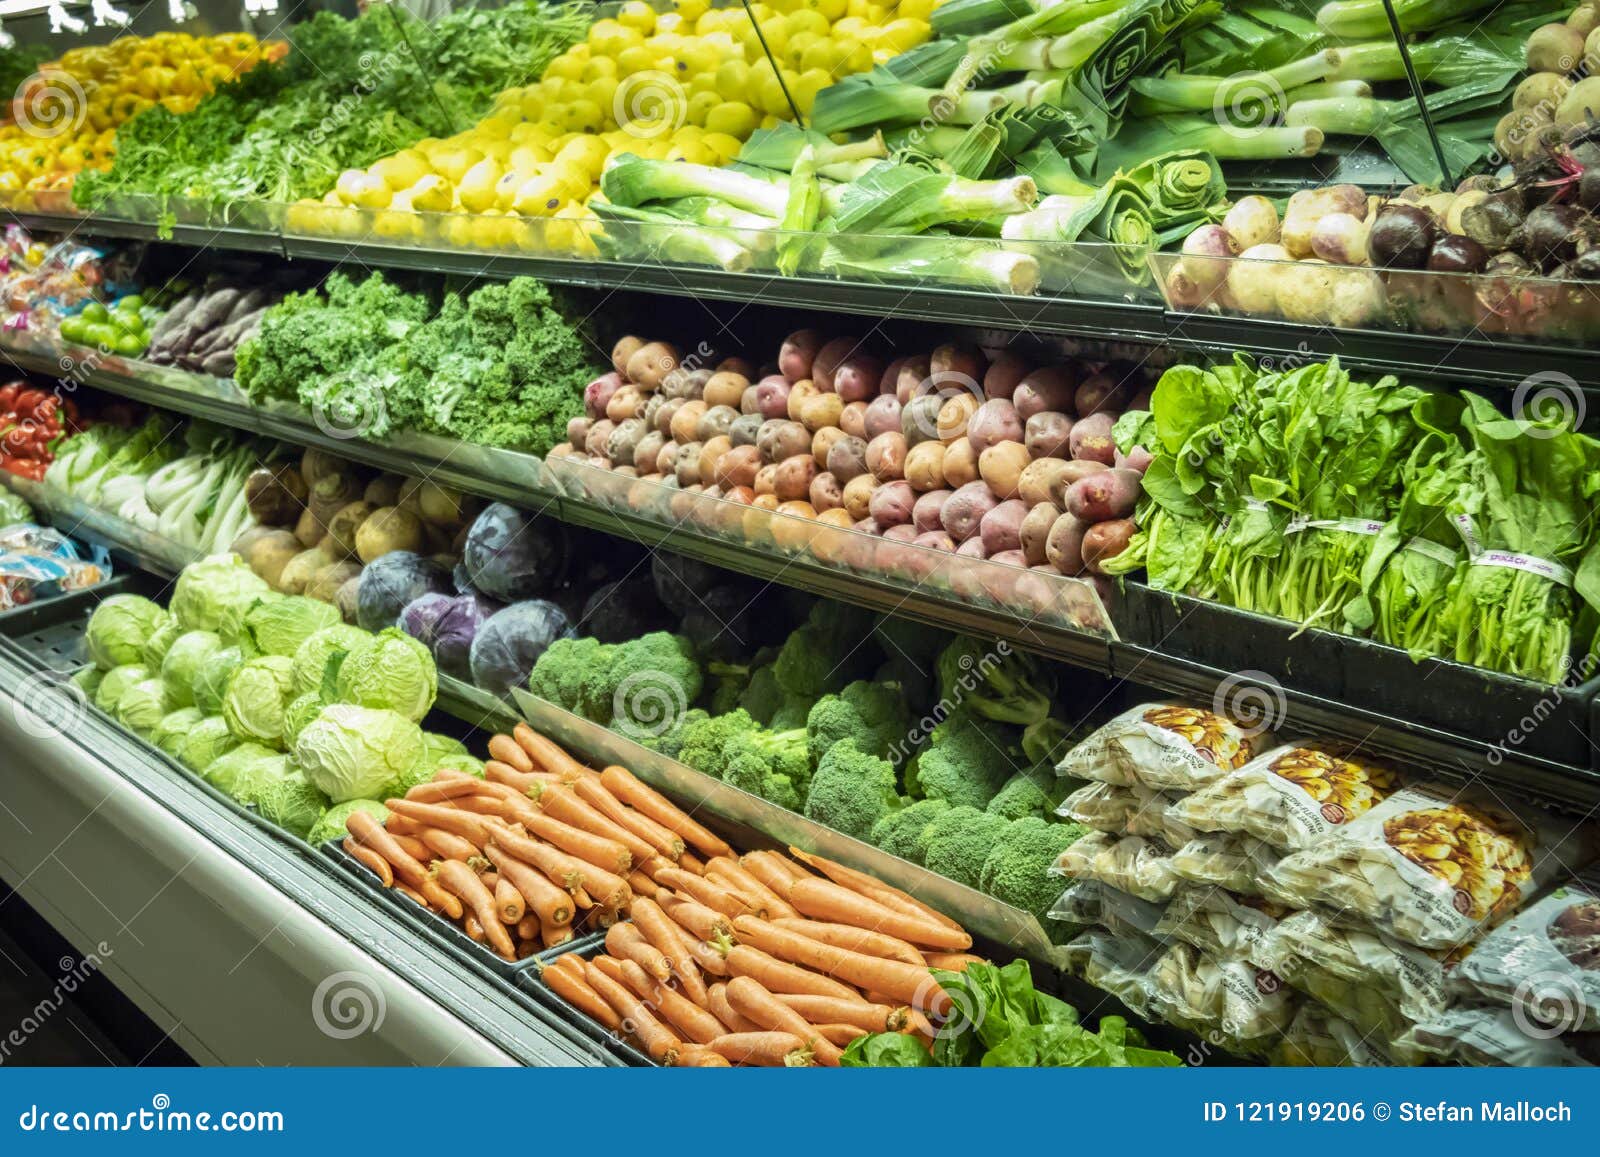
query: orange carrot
404 778 484 803
724 944 861 1003
614 959 724 1045
678 851 707 874
788 877 972 951
726 976 843 1066
384 813 425 837
479 870 501 888
484 760 556 792
924 952 987 972
788 847 965 935
482 842 574 927
568 776 684 859
707 1032 812 1067
706 856 799 918
433 859 516 961
654 868 748 920
464 914 486 943
510 808 632 875
659 893 734 941
599 765 731 858
514 725 591 779
485 819 630 909
707 982 762 1034
419 827 481 864
631 897 707 1005
548 953 586 978
813 1023 869 1047
394 883 428 909
773 993 908 1034
685 937 729 977
772 917 926 966
628 870 659 898
583 961 682 1064
343 837 393 887
674 1046 732 1067
488 733 535 773
494 876 525 924
732 918 950 1015
606 922 672 982
543 962 621 1031
346 810 462 919
740 851 800 899
392 834 432 863
516 915 540 941
541 917 573 948
385 799 492 847
531 781 656 864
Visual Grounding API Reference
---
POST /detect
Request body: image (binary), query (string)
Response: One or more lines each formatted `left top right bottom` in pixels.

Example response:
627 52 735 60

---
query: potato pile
549 332 1150 610
230 447 477 623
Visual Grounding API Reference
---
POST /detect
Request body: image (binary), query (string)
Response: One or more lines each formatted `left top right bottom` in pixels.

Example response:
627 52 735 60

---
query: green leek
777 147 821 278
820 236 1043 295
1315 0 1498 39
600 153 789 218
831 163 1038 235
1323 36 1521 87
1127 50 1340 114
590 201 754 272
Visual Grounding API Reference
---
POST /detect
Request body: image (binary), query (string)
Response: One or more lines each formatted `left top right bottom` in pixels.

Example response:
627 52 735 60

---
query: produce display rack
8 208 1598 394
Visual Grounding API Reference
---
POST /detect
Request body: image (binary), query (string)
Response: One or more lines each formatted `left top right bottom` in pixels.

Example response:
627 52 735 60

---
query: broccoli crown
936 637 1055 727
921 807 1015 890
772 603 880 700
985 771 1054 821
769 694 816 732
527 636 608 713
872 616 952 667
870 798 951 865
805 679 910 766
803 739 900 843
1021 716 1084 767
910 712 1016 810
738 663 785 724
737 726 811 786
587 632 703 730
677 709 761 779
639 707 707 760
722 750 802 812
708 673 747 717
978 817 1088 922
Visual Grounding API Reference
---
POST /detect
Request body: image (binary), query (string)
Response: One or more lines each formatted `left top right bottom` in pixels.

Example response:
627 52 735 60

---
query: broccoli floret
979 817 1088 924
708 673 747 716
770 694 816 731
806 679 910 766
677 709 810 803
736 726 811 787
677 709 761 779
772 602 880 700
871 616 952 667
909 712 1016 810
527 636 609 713
803 739 900 842
585 632 702 729
921 807 1014 889
723 749 802 811
936 637 1055 726
1021 716 1084 766
985 767 1063 821
739 663 785 724
870 797 951 865
639 707 707 760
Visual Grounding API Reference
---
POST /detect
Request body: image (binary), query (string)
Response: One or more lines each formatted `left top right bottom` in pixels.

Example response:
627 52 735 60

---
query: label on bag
1402 538 1458 567
1284 516 1385 537
1468 550 1573 588
1450 513 1482 556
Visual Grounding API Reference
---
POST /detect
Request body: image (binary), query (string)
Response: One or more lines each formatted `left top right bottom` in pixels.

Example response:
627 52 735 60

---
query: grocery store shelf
11 208 1597 391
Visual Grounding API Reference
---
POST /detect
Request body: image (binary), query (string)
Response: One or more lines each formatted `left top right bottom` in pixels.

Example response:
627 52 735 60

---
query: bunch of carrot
339 722 733 962
541 843 986 1067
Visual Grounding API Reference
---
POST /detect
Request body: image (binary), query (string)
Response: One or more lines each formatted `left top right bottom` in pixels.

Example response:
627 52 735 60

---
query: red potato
812 337 861 392
671 399 709 444
866 432 907 481
868 480 916 527
833 354 885 403
787 380 819 422
879 356 907 395
983 350 1031 400
914 530 955 552
912 488 953 533
585 419 616 457
1012 366 1077 419
800 392 845 433
967 399 1024 453
941 480 999 542
697 405 739 442
676 441 704 486
980 499 1029 555
724 484 755 506
826 434 870 483
567 416 590 446
875 523 919 575
779 330 822 382
1116 445 1153 474
842 517 882 570
904 441 947 492
1069 412 1117 465
703 371 750 410
1025 411 1073 460
950 534 988 598
840 401 869 440
931 342 987 386
812 426 847 470
895 355 932 404
978 442 1031 500
753 463 777 496
841 474 879 521
633 430 665 472
1046 512 1088 575
1019 501 1061 565
1074 371 1137 417
655 396 684 436
863 395 902 440
612 336 644 377
729 413 764 448
1065 467 1142 523
758 419 811 464
774 454 818 502
585 372 623 420
1083 518 1137 574
943 437 980 487
754 375 793 419
900 395 944 446
716 444 762 490
937 394 979 444
810 471 844 512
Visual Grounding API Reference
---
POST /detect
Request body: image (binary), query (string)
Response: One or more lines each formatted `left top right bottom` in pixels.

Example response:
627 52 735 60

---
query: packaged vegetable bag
1147 942 1297 1054
1169 833 1280 896
1060 929 1165 1016
1050 879 1169 940
1262 909 1458 1028
1058 702 1270 790
1270 1002 1393 1068
1154 886 1288 970
1399 1008 1598 1067
1053 831 1183 903
1058 780 1195 846
1166 739 1405 852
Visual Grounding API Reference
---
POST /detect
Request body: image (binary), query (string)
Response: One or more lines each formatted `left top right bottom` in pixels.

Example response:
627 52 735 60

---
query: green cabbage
282 691 324 749
307 799 390 847
192 645 244 716
86 595 168 669
94 664 148 712
116 677 170 735
256 771 331 840
218 592 279 654
295 704 425 803
206 743 291 804
152 707 205 757
160 630 222 708
141 619 183 670
177 715 239 772
290 623 374 697
243 596 341 658
223 655 296 747
422 732 468 758
170 554 271 633
434 753 486 779
71 666 103 699
334 627 437 723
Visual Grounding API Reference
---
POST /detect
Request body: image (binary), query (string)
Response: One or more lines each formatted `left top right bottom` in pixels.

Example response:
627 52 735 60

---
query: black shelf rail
10 209 1596 393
